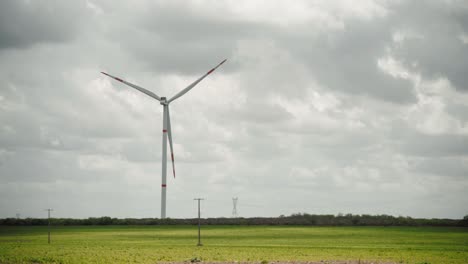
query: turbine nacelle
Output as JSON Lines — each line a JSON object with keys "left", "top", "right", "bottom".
{"left": 160, "top": 97, "right": 168, "bottom": 105}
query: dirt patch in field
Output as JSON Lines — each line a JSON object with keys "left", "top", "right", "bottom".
{"left": 159, "top": 260, "right": 397, "bottom": 264}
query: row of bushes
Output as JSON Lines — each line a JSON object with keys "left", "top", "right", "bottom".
{"left": 2, "top": 213, "right": 467, "bottom": 226}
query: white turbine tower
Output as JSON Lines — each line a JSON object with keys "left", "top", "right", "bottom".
{"left": 101, "top": 59, "right": 227, "bottom": 218}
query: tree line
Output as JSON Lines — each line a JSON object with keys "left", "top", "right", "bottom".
{"left": 2, "top": 213, "right": 468, "bottom": 226}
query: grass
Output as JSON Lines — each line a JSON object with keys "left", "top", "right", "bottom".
{"left": 0, "top": 225, "right": 467, "bottom": 263}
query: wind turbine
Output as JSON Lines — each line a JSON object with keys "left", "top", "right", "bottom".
{"left": 101, "top": 59, "right": 227, "bottom": 218}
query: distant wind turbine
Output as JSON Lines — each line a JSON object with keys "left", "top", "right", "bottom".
{"left": 101, "top": 59, "right": 227, "bottom": 218}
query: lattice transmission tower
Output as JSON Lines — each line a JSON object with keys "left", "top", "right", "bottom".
{"left": 232, "top": 197, "right": 238, "bottom": 218}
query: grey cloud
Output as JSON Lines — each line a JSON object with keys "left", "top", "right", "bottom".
{"left": 0, "top": 80, "right": 139, "bottom": 153}
{"left": 120, "top": 138, "right": 158, "bottom": 163}
{"left": 230, "top": 100, "right": 293, "bottom": 124}
{"left": 277, "top": 16, "right": 415, "bottom": 103}
{"left": 0, "top": 148, "right": 97, "bottom": 184}
{"left": 110, "top": 3, "right": 265, "bottom": 75}
{"left": 410, "top": 157, "right": 468, "bottom": 178}
{"left": 390, "top": 1, "right": 468, "bottom": 91}
{"left": 103, "top": 1, "right": 416, "bottom": 103}
{"left": 446, "top": 103, "right": 468, "bottom": 123}
{"left": 398, "top": 130, "right": 468, "bottom": 157}
{"left": 1, "top": 1, "right": 468, "bottom": 219}
{"left": 0, "top": 1, "right": 89, "bottom": 50}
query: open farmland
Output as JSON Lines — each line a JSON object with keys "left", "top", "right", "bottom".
{"left": 0, "top": 225, "right": 467, "bottom": 263}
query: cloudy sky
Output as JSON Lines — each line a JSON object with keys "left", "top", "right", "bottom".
{"left": 1, "top": 0, "right": 468, "bottom": 219}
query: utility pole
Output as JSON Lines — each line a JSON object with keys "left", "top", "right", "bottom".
{"left": 232, "top": 197, "right": 238, "bottom": 218}
{"left": 194, "top": 198, "right": 204, "bottom": 246}
{"left": 45, "top": 208, "right": 53, "bottom": 244}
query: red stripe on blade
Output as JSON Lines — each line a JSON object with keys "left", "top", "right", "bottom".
{"left": 115, "top": 77, "right": 123, "bottom": 82}
{"left": 162, "top": 184, "right": 167, "bottom": 187}
{"left": 163, "top": 129, "right": 167, "bottom": 133}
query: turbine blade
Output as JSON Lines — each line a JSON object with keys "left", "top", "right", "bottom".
{"left": 167, "top": 106, "right": 176, "bottom": 178}
{"left": 168, "top": 59, "right": 227, "bottom": 103}
{"left": 101, "top": 72, "right": 161, "bottom": 101}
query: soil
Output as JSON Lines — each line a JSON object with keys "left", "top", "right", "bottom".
{"left": 164, "top": 260, "right": 397, "bottom": 264}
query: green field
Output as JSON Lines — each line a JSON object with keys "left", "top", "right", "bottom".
{"left": 0, "top": 225, "right": 467, "bottom": 263}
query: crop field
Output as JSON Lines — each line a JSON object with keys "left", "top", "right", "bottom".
{"left": 0, "top": 225, "right": 467, "bottom": 263}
